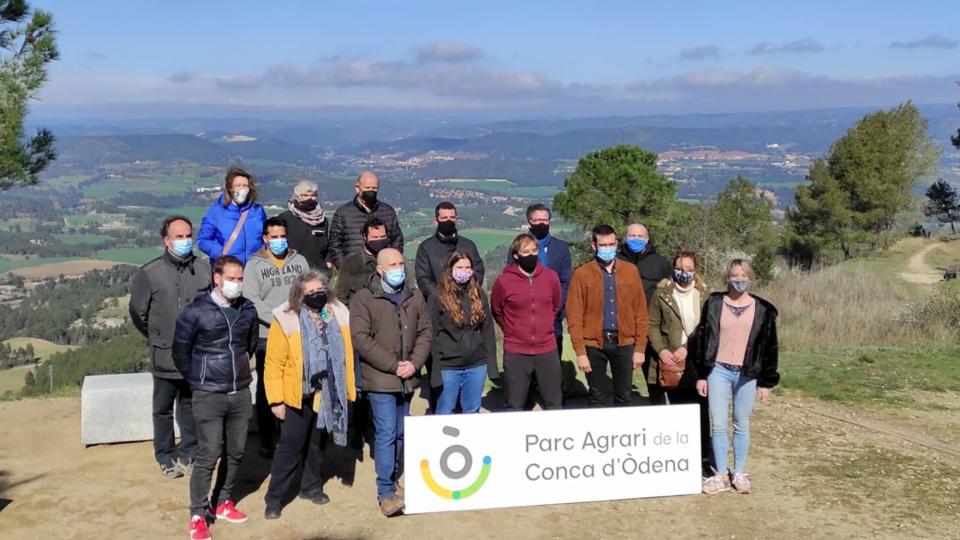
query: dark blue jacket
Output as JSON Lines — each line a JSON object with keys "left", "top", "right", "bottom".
{"left": 506, "top": 235, "right": 572, "bottom": 335}
{"left": 197, "top": 195, "right": 267, "bottom": 265}
{"left": 172, "top": 292, "right": 259, "bottom": 393}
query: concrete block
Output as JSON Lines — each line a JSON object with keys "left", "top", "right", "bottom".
{"left": 81, "top": 372, "right": 257, "bottom": 446}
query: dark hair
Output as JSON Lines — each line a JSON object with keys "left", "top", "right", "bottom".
{"left": 223, "top": 166, "right": 257, "bottom": 207}
{"left": 437, "top": 251, "right": 484, "bottom": 327}
{"left": 287, "top": 270, "right": 336, "bottom": 313}
{"left": 262, "top": 216, "right": 286, "bottom": 236}
{"left": 509, "top": 233, "right": 538, "bottom": 257}
{"left": 213, "top": 255, "right": 243, "bottom": 276}
{"left": 435, "top": 201, "right": 457, "bottom": 218}
{"left": 362, "top": 217, "right": 387, "bottom": 238}
{"left": 591, "top": 224, "right": 616, "bottom": 243}
{"left": 673, "top": 250, "right": 704, "bottom": 287}
{"left": 525, "top": 203, "right": 552, "bottom": 222}
{"left": 160, "top": 215, "right": 192, "bottom": 238}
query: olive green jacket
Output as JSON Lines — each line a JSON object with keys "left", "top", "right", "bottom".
{"left": 647, "top": 278, "right": 708, "bottom": 385}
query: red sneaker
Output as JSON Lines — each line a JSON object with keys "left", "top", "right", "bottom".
{"left": 214, "top": 500, "right": 248, "bottom": 523}
{"left": 189, "top": 515, "right": 211, "bottom": 540}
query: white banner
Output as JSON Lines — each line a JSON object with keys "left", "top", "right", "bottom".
{"left": 404, "top": 404, "right": 702, "bottom": 514}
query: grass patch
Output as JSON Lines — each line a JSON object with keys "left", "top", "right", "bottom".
{"left": 81, "top": 174, "right": 205, "bottom": 199}
{"left": 460, "top": 228, "right": 519, "bottom": 253}
{"left": 64, "top": 213, "right": 126, "bottom": 228}
{"left": 780, "top": 347, "right": 960, "bottom": 407}
{"left": 52, "top": 234, "right": 115, "bottom": 246}
{"left": 3, "top": 338, "right": 77, "bottom": 361}
{"left": 0, "top": 365, "right": 31, "bottom": 394}
{"left": 0, "top": 218, "right": 40, "bottom": 232}
{"left": 0, "top": 257, "right": 80, "bottom": 273}
{"left": 95, "top": 247, "right": 163, "bottom": 265}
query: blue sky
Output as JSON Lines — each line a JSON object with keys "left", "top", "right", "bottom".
{"left": 28, "top": 0, "right": 960, "bottom": 118}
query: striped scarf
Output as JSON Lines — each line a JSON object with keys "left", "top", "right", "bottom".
{"left": 288, "top": 199, "right": 326, "bottom": 227}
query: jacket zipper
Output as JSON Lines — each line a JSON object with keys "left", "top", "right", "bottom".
{"left": 200, "top": 354, "right": 208, "bottom": 385}
{"left": 215, "top": 303, "right": 237, "bottom": 392}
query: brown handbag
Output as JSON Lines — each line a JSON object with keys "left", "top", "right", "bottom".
{"left": 658, "top": 358, "right": 685, "bottom": 389}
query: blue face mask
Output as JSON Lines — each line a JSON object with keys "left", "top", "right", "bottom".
{"left": 171, "top": 238, "right": 193, "bottom": 257}
{"left": 626, "top": 238, "right": 647, "bottom": 253}
{"left": 596, "top": 246, "right": 617, "bottom": 263}
{"left": 268, "top": 238, "right": 288, "bottom": 256}
{"left": 384, "top": 268, "right": 406, "bottom": 288}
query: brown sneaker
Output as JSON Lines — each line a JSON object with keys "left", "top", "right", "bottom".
{"left": 395, "top": 485, "right": 404, "bottom": 499}
{"left": 731, "top": 472, "right": 752, "bottom": 494}
{"left": 379, "top": 494, "right": 405, "bottom": 517}
{"left": 702, "top": 473, "right": 732, "bottom": 495}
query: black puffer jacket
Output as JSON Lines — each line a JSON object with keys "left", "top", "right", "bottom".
{"left": 277, "top": 210, "right": 330, "bottom": 275}
{"left": 693, "top": 292, "right": 780, "bottom": 388}
{"left": 617, "top": 242, "right": 672, "bottom": 303}
{"left": 172, "top": 292, "right": 259, "bottom": 393}
{"left": 327, "top": 197, "right": 404, "bottom": 268}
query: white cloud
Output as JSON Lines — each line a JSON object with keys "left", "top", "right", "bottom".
{"left": 890, "top": 34, "right": 958, "bottom": 49}
{"left": 679, "top": 45, "right": 722, "bottom": 61}
{"left": 749, "top": 38, "right": 824, "bottom": 55}
{"left": 416, "top": 42, "right": 485, "bottom": 63}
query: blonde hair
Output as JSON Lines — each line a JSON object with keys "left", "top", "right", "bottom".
{"left": 726, "top": 258, "right": 756, "bottom": 280}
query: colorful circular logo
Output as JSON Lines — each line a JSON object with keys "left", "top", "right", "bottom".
{"left": 420, "top": 426, "right": 492, "bottom": 500}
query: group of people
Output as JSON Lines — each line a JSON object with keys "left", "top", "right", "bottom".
{"left": 128, "top": 167, "right": 780, "bottom": 540}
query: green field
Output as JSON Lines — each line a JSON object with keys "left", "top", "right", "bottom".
{"left": 0, "top": 365, "right": 30, "bottom": 394}
{"left": 122, "top": 206, "right": 209, "bottom": 227}
{"left": 429, "top": 180, "right": 559, "bottom": 199}
{"left": 53, "top": 234, "right": 116, "bottom": 246}
{"left": 3, "top": 337, "right": 77, "bottom": 361}
{"left": 42, "top": 174, "right": 93, "bottom": 187}
{"left": 460, "top": 228, "right": 519, "bottom": 253}
{"left": 81, "top": 174, "right": 207, "bottom": 199}
{"left": 64, "top": 213, "right": 126, "bottom": 228}
{"left": 0, "top": 218, "right": 40, "bottom": 232}
{"left": 0, "top": 257, "right": 80, "bottom": 273}
{"left": 96, "top": 247, "right": 163, "bottom": 264}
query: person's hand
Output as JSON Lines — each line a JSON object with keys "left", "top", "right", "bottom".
{"left": 659, "top": 349, "right": 676, "bottom": 365}
{"left": 696, "top": 380, "right": 708, "bottom": 397}
{"left": 632, "top": 351, "right": 645, "bottom": 369}
{"left": 674, "top": 346, "right": 688, "bottom": 363}
{"left": 576, "top": 355, "right": 591, "bottom": 373}
{"left": 396, "top": 361, "right": 417, "bottom": 379}
{"left": 326, "top": 261, "right": 333, "bottom": 269}
{"left": 271, "top": 404, "right": 286, "bottom": 421}
{"left": 758, "top": 387, "right": 772, "bottom": 403}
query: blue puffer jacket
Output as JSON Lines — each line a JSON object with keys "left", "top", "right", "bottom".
{"left": 197, "top": 195, "right": 267, "bottom": 265}
{"left": 172, "top": 292, "right": 259, "bottom": 393}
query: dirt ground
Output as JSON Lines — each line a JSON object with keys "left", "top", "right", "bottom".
{"left": 0, "top": 387, "right": 956, "bottom": 540}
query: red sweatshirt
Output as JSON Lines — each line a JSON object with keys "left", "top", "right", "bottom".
{"left": 491, "top": 263, "right": 562, "bottom": 355}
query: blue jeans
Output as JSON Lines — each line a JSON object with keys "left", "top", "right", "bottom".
{"left": 436, "top": 364, "right": 487, "bottom": 414}
{"left": 367, "top": 391, "right": 411, "bottom": 500}
{"left": 707, "top": 363, "right": 757, "bottom": 474}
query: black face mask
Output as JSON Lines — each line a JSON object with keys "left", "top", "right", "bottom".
{"left": 295, "top": 199, "right": 318, "bottom": 212}
{"left": 516, "top": 254, "right": 539, "bottom": 274}
{"left": 360, "top": 190, "right": 378, "bottom": 207}
{"left": 304, "top": 292, "right": 327, "bottom": 311}
{"left": 366, "top": 238, "right": 389, "bottom": 255}
{"left": 436, "top": 220, "right": 457, "bottom": 238}
{"left": 529, "top": 223, "right": 549, "bottom": 240}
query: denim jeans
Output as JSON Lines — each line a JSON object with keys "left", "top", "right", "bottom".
{"left": 367, "top": 392, "right": 411, "bottom": 500}
{"left": 707, "top": 363, "right": 757, "bottom": 474}
{"left": 436, "top": 364, "right": 487, "bottom": 414}
{"left": 189, "top": 387, "right": 252, "bottom": 518}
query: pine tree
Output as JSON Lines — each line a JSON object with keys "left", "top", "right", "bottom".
{"left": 1, "top": 0, "right": 59, "bottom": 189}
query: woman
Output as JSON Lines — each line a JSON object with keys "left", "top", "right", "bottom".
{"left": 648, "top": 251, "right": 712, "bottom": 477}
{"left": 278, "top": 180, "right": 331, "bottom": 274}
{"left": 197, "top": 166, "right": 267, "bottom": 265}
{"left": 491, "top": 233, "right": 563, "bottom": 411}
{"left": 262, "top": 271, "right": 357, "bottom": 519}
{"left": 427, "top": 251, "right": 497, "bottom": 414}
{"left": 695, "top": 259, "right": 779, "bottom": 495}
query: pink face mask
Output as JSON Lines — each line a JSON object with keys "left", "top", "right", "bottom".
{"left": 452, "top": 268, "right": 473, "bottom": 285}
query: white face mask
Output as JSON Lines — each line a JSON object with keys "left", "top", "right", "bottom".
{"left": 220, "top": 279, "right": 242, "bottom": 300}
{"left": 233, "top": 188, "right": 250, "bottom": 205}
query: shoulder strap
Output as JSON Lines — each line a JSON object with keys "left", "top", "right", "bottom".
{"left": 221, "top": 209, "right": 250, "bottom": 257}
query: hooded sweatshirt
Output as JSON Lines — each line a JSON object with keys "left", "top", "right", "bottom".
{"left": 242, "top": 247, "right": 309, "bottom": 338}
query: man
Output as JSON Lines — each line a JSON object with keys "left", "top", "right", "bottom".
{"left": 350, "top": 248, "right": 432, "bottom": 517}
{"left": 567, "top": 224, "right": 648, "bottom": 407}
{"left": 327, "top": 171, "right": 404, "bottom": 268}
{"left": 334, "top": 217, "right": 389, "bottom": 306}
{"left": 173, "top": 256, "right": 259, "bottom": 540}
{"left": 414, "top": 201, "right": 485, "bottom": 299}
{"left": 522, "top": 204, "right": 572, "bottom": 357}
{"left": 618, "top": 222, "right": 672, "bottom": 405}
{"left": 242, "top": 217, "right": 308, "bottom": 458}
{"left": 129, "top": 215, "right": 211, "bottom": 479}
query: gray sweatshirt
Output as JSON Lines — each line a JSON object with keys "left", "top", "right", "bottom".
{"left": 242, "top": 248, "right": 309, "bottom": 338}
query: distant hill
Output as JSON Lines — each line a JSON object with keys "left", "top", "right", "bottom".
{"left": 55, "top": 134, "right": 314, "bottom": 167}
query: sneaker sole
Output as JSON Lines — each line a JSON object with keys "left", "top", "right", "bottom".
{"left": 216, "top": 513, "right": 248, "bottom": 524}
{"left": 702, "top": 486, "right": 733, "bottom": 495}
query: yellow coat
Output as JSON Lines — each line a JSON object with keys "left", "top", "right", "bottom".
{"left": 264, "top": 300, "right": 357, "bottom": 412}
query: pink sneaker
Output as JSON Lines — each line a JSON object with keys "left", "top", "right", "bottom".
{"left": 702, "top": 473, "right": 732, "bottom": 495}
{"left": 189, "top": 515, "right": 211, "bottom": 540}
{"left": 731, "top": 471, "right": 752, "bottom": 494}
{"left": 214, "top": 500, "right": 248, "bottom": 523}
